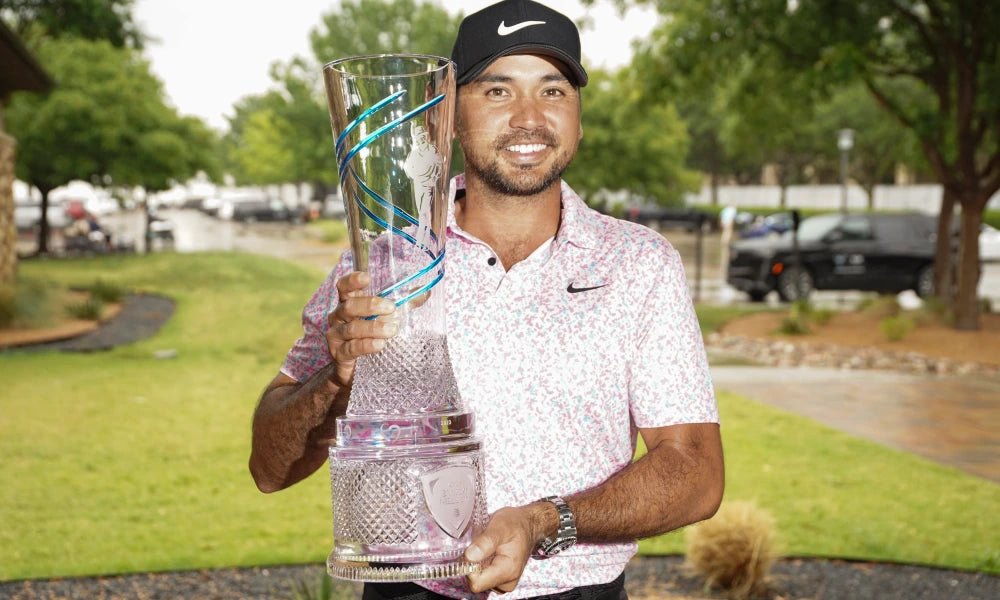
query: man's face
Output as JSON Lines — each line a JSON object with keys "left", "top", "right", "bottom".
{"left": 456, "top": 54, "right": 582, "bottom": 197}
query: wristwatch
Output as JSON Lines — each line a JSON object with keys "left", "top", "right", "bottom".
{"left": 533, "top": 496, "right": 577, "bottom": 559}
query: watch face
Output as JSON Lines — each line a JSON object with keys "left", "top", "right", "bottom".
{"left": 540, "top": 536, "right": 576, "bottom": 557}
{"left": 550, "top": 537, "right": 576, "bottom": 554}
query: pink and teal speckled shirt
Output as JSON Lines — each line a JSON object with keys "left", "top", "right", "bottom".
{"left": 281, "top": 176, "right": 719, "bottom": 599}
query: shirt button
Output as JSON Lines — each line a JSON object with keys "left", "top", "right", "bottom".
{"left": 487, "top": 257, "right": 497, "bottom": 266}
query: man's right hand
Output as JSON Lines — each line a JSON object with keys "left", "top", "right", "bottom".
{"left": 326, "top": 271, "right": 399, "bottom": 388}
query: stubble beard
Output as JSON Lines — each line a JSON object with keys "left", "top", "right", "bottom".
{"left": 460, "top": 130, "right": 575, "bottom": 197}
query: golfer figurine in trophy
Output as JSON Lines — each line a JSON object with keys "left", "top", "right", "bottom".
{"left": 322, "top": 54, "right": 487, "bottom": 582}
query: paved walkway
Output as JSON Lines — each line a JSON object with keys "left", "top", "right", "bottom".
{"left": 711, "top": 365, "right": 1000, "bottom": 483}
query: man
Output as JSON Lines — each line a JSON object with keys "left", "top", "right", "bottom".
{"left": 250, "top": 1, "right": 724, "bottom": 598}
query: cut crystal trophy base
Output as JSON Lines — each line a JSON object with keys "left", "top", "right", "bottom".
{"left": 327, "top": 555, "right": 481, "bottom": 582}
{"left": 327, "top": 412, "right": 487, "bottom": 582}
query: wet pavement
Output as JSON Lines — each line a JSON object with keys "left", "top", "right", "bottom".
{"left": 711, "top": 366, "right": 1000, "bottom": 483}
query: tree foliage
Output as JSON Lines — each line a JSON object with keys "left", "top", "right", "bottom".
{"left": 567, "top": 69, "right": 698, "bottom": 206}
{"left": 223, "top": 0, "right": 461, "bottom": 191}
{"left": 0, "top": 0, "right": 145, "bottom": 48}
{"left": 6, "top": 36, "right": 220, "bottom": 252}
{"left": 608, "top": 0, "right": 998, "bottom": 329}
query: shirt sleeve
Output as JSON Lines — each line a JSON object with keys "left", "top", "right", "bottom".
{"left": 627, "top": 242, "right": 719, "bottom": 428}
{"left": 280, "top": 252, "right": 354, "bottom": 382}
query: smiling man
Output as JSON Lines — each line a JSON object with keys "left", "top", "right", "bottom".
{"left": 249, "top": 1, "right": 723, "bottom": 599}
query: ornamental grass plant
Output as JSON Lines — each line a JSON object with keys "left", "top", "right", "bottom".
{"left": 685, "top": 501, "right": 778, "bottom": 600}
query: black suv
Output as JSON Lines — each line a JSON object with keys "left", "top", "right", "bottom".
{"left": 726, "top": 212, "right": 937, "bottom": 302}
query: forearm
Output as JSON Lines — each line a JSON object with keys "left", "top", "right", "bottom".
{"left": 568, "top": 424, "right": 724, "bottom": 542}
{"left": 249, "top": 364, "right": 349, "bottom": 493}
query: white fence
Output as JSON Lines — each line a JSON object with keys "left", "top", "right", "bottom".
{"left": 687, "top": 184, "right": 1000, "bottom": 213}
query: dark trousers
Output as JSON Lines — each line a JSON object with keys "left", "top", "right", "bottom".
{"left": 362, "top": 572, "right": 627, "bottom": 600}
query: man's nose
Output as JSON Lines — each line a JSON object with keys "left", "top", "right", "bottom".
{"left": 508, "top": 97, "right": 546, "bottom": 131}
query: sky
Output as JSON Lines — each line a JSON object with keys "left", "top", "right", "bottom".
{"left": 132, "top": 0, "right": 659, "bottom": 131}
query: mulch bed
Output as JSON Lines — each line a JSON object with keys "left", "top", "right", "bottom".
{"left": 0, "top": 557, "right": 997, "bottom": 600}
{"left": 9, "top": 293, "right": 175, "bottom": 352}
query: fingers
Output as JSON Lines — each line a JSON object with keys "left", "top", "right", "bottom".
{"left": 335, "top": 271, "right": 370, "bottom": 302}
{"left": 329, "top": 295, "right": 397, "bottom": 326}
{"left": 464, "top": 510, "right": 533, "bottom": 594}
{"left": 325, "top": 271, "right": 399, "bottom": 387}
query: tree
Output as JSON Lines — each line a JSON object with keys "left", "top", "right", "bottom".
{"left": 567, "top": 68, "right": 698, "bottom": 207}
{"left": 808, "top": 81, "right": 931, "bottom": 200}
{"left": 0, "top": 0, "right": 144, "bottom": 48}
{"left": 224, "top": 0, "right": 462, "bottom": 194}
{"left": 630, "top": 36, "right": 760, "bottom": 201}
{"left": 606, "top": 0, "right": 1000, "bottom": 329}
{"left": 5, "top": 36, "right": 218, "bottom": 253}
{"left": 222, "top": 59, "right": 331, "bottom": 192}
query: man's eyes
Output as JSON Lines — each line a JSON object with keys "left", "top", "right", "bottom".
{"left": 483, "top": 87, "right": 570, "bottom": 98}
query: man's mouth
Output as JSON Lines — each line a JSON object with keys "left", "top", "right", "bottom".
{"left": 505, "top": 143, "right": 548, "bottom": 154}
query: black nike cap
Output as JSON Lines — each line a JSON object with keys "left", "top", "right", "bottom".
{"left": 451, "top": 0, "right": 588, "bottom": 87}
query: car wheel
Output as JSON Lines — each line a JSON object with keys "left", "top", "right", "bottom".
{"left": 747, "top": 290, "right": 767, "bottom": 303}
{"left": 915, "top": 264, "right": 935, "bottom": 298}
{"left": 776, "top": 266, "right": 814, "bottom": 302}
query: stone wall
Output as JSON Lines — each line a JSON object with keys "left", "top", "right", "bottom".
{"left": 0, "top": 130, "right": 16, "bottom": 287}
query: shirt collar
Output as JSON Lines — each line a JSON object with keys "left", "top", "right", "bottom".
{"left": 447, "top": 174, "right": 604, "bottom": 250}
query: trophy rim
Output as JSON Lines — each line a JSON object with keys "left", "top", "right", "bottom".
{"left": 327, "top": 555, "right": 481, "bottom": 582}
{"left": 323, "top": 53, "right": 455, "bottom": 78}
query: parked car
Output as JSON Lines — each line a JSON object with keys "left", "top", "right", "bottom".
{"left": 200, "top": 196, "right": 224, "bottom": 216}
{"left": 738, "top": 212, "right": 795, "bottom": 239}
{"left": 14, "top": 199, "right": 71, "bottom": 232}
{"left": 625, "top": 203, "right": 718, "bottom": 232}
{"left": 727, "top": 212, "right": 938, "bottom": 302}
{"left": 219, "top": 196, "right": 295, "bottom": 222}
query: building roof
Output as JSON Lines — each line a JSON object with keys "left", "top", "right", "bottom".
{"left": 0, "top": 18, "right": 53, "bottom": 95}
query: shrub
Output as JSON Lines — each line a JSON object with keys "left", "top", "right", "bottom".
{"left": 880, "top": 315, "right": 915, "bottom": 341}
{"left": 66, "top": 297, "right": 104, "bottom": 321}
{"left": 789, "top": 299, "right": 833, "bottom": 325}
{"left": 686, "top": 501, "right": 779, "bottom": 600}
{"left": 775, "top": 299, "right": 822, "bottom": 335}
{"left": 859, "top": 295, "right": 901, "bottom": 319}
{"left": 86, "top": 279, "right": 125, "bottom": 303}
{"left": 777, "top": 315, "right": 809, "bottom": 335}
{"left": 0, "top": 278, "right": 55, "bottom": 328}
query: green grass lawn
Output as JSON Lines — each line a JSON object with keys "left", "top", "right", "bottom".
{"left": 1, "top": 252, "right": 997, "bottom": 581}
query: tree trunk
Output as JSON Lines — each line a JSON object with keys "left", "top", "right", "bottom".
{"left": 0, "top": 132, "right": 17, "bottom": 287}
{"left": 710, "top": 170, "right": 719, "bottom": 206}
{"left": 37, "top": 187, "right": 51, "bottom": 255}
{"left": 953, "top": 198, "right": 985, "bottom": 330}
{"left": 932, "top": 190, "right": 956, "bottom": 301}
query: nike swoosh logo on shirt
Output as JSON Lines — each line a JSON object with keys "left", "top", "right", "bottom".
{"left": 567, "top": 283, "right": 608, "bottom": 294}
{"left": 497, "top": 20, "right": 546, "bottom": 36}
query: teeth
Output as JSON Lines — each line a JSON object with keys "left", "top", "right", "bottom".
{"left": 506, "top": 144, "right": 546, "bottom": 154}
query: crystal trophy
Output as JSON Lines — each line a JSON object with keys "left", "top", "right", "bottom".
{"left": 322, "top": 54, "right": 487, "bottom": 582}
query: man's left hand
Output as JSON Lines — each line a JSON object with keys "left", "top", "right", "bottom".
{"left": 465, "top": 504, "right": 552, "bottom": 594}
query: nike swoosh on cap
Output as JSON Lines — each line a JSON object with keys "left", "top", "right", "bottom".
{"left": 497, "top": 20, "right": 546, "bottom": 36}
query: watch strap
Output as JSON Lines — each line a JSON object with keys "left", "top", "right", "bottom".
{"left": 534, "top": 495, "right": 577, "bottom": 558}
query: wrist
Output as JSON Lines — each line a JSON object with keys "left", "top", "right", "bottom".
{"left": 527, "top": 500, "right": 559, "bottom": 545}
